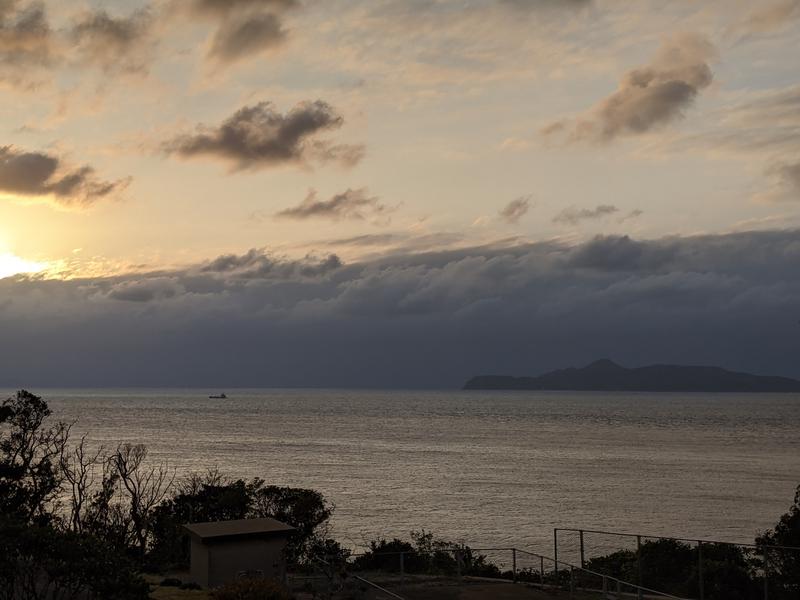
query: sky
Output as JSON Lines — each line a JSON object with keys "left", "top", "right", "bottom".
{"left": 1, "top": 0, "right": 799, "bottom": 387}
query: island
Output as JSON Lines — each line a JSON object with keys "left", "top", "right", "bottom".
{"left": 463, "top": 359, "right": 800, "bottom": 392}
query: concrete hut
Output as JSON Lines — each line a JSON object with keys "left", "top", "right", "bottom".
{"left": 184, "top": 517, "right": 295, "bottom": 589}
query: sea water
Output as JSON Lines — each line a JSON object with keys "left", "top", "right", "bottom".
{"left": 22, "top": 388, "right": 800, "bottom": 561}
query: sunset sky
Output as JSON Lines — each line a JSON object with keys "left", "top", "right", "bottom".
{"left": 1, "top": 0, "right": 799, "bottom": 387}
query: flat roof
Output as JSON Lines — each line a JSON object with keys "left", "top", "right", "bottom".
{"left": 184, "top": 518, "right": 295, "bottom": 541}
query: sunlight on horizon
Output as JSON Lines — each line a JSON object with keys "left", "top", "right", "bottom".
{"left": 0, "top": 252, "right": 47, "bottom": 279}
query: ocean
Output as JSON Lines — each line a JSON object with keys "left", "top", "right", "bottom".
{"left": 21, "top": 388, "right": 800, "bottom": 562}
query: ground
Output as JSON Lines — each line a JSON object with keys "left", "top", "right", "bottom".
{"left": 146, "top": 574, "right": 597, "bottom": 599}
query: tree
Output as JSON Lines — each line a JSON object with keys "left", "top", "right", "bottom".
{"left": 756, "top": 484, "right": 800, "bottom": 596}
{"left": 149, "top": 475, "right": 335, "bottom": 568}
{"left": 0, "top": 516, "right": 149, "bottom": 600}
{"left": 112, "top": 443, "right": 175, "bottom": 558}
{"left": 0, "top": 390, "right": 68, "bottom": 524}
{"left": 250, "top": 484, "right": 334, "bottom": 563}
{"left": 59, "top": 434, "right": 104, "bottom": 534}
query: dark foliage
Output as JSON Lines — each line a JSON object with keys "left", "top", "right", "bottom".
{"left": 757, "top": 485, "right": 800, "bottom": 597}
{"left": 585, "top": 538, "right": 765, "bottom": 599}
{"left": 0, "top": 391, "right": 150, "bottom": 600}
{"left": 0, "top": 391, "right": 67, "bottom": 525}
{"left": 149, "top": 475, "right": 333, "bottom": 568}
{"left": 351, "top": 531, "right": 500, "bottom": 578}
{"left": 0, "top": 517, "right": 149, "bottom": 600}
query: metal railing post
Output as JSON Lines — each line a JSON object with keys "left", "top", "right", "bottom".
{"left": 540, "top": 555, "right": 544, "bottom": 587}
{"left": 580, "top": 529, "right": 586, "bottom": 568}
{"left": 512, "top": 547, "right": 517, "bottom": 583}
{"left": 602, "top": 575, "right": 608, "bottom": 595}
{"left": 569, "top": 566, "right": 575, "bottom": 599}
{"left": 637, "top": 535, "right": 643, "bottom": 600}
{"left": 697, "top": 541, "right": 704, "bottom": 600}
{"left": 400, "top": 551, "right": 405, "bottom": 586}
{"left": 553, "top": 529, "right": 559, "bottom": 579}
{"left": 616, "top": 578, "right": 621, "bottom": 599}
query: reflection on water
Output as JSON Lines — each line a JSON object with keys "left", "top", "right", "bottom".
{"left": 26, "top": 388, "right": 800, "bottom": 553}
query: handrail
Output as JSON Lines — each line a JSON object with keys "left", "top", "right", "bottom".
{"left": 511, "top": 547, "right": 691, "bottom": 600}
{"left": 555, "top": 527, "right": 800, "bottom": 552}
{"left": 312, "top": 556, "right": 407, "bottom": 600}
{"left": 343, "top": 546, "right": 691, "bottom": 599}
{"left": 351, "top": 575, "right": 406, "bottom": 599}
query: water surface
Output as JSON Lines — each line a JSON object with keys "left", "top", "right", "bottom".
{"left": 22, "top": 388, "right": 800, "bottom": 560}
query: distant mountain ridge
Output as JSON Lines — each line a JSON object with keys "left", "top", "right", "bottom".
{"left": 463, "top": 359, "right": 800, "bottom": 392}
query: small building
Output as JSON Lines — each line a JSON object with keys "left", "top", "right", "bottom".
{"left": 184, "top": 517, "right": 295, "bottom": 589}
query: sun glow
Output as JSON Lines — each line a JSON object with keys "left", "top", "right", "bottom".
{"left": 0, "top": 252, "right": 47, "bottom": 279}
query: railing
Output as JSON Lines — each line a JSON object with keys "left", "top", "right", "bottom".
{"left": 554, "top": 527, "right": 800, "bottom": 600}
{"left": 290, "top": 555, "right": 408, "bottom": 599}
{"left": 340, "top": 546, "right": 692, "bottom": 599}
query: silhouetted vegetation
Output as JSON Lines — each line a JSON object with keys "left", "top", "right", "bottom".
{"left": 0, "top": 391, "right": 150, "bottom": 599}
{"left": 757, "top": 485, "right": 800, "bottom": 597}
{"left": 352, "top": 530, "right": 500, "bottom": 578}
{"left": 150, "top": 471, "right": 334, "bottom": 569}
{"left": 1, "top": 390, "right": 339, "bottom": 598}
{"left": 3, "top": 389, "right": 800, "bottom": 599}
{"left": 584, "top": 539, "right": 758, "bottom": 599}
{"left": 579, "top": 490, "right": 800, "bottom": 600}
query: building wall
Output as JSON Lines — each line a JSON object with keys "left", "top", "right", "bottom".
{"left": 189, "top": 537, "right": 210, "bottom": 588}
{"left": 206, "top": 537, "right": 288, "bottom": 589}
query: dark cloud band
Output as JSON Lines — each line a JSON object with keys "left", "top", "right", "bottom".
{"left": 2, "top": 229, "right": 800, "bottom": 387}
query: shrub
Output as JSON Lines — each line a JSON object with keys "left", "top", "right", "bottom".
{"left": 0, "top": 517, "right": 150, "bottom": 600}
{"left": 350, "top": 531, "right": 498, "bottom": 578}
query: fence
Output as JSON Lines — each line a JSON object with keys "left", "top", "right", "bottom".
{"left": 294, "top": 530, "right": 800, "bottom": 599}
{"left": 324, "top": 546, "right": 694, "bottom": 599}
{"left": 290, "top": 556, "right": 406, "bottom": 599}
{"left": 554, "top": 528, "right": 800, "bottom": 600}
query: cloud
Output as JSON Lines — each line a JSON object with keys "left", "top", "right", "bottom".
{"left": 543, "top": 33, "right": 715, "bottom": 143}
{"left": 618, "top": 209, "right": 644, "bottom": 223}
{"left": 0, "top": 2, "right": 54, "bottom": 87}
{"left": 207, "top": 12, "right": 287, "bottom": 64}
{"left": 0, "top": 146, "right": 129, "bottom": 208}
{"left": 70, "top": 8, "right": 155, "bottom": 74}
{"left": 183, "top": 0, "right": 297, "bottom": 65}
{"left": 276, "top": 188, "right": 393, "bottom": 223}
{"left": 499, "top": 0, "right": 591, "bottom": 10}
{"left": 656, "top": 84, "right": 800, "bottom": 202}
{"left": 2, "top": 230, "right": 800, "bottom": 387}
{"left": 668, "top": 84, "right": 800, "bottom": 158}
{"left": 108, "top": 277, "right": 184, "bottom": 303}
{"left": 200, "top": 249, "right": 343, "bottom": 279}
{"left": 0, "top": 2, "right": 51, "bottom": 64}
{"left": 759, "top": 160, "right": 800, "bottom": 202}
{"left": 187, "top": 0, "right": 298, "bottom": 18}
{"left": 499, "top": 196, "right": 531, "bottom": 224}
{"left": 734, "top": 0, "right": 800, "bottom": 35}
{"left": 163, "top": 101, "right": 364, "bottom": 171}
{"left": 553, "top": 204, "right": 619, "bottom": 225}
